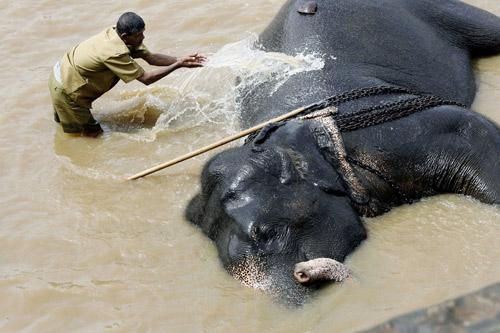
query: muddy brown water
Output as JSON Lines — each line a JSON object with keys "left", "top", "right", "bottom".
{"left": 0, "top": 1, "right": 499, "bottom": 332}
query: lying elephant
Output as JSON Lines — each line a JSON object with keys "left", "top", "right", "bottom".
{"left": 186, "top": 0, "right": 500, "bottom": 303}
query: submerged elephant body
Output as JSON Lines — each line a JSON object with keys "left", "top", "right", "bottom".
{"left": 186, "top": 0, "right": 500, "bottom": 303}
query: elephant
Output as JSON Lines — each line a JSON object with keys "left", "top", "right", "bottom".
{"left": 186, "top": 0, "right": 500, "bottom": 304}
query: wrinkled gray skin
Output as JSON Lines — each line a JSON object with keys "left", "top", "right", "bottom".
{"left": 186, "top": 0, "right": 500, "bottom": 304}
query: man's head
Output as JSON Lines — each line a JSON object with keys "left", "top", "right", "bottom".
{"left": 117, "top": 12, "right": 145, "bottom": 47}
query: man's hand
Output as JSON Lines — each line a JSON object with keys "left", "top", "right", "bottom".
{"left": 176, "top": 53, "right": 206, "bottom": 68}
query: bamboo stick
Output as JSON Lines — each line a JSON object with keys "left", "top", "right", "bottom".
{"left": 127, "top": 103, "right": 324, "bottom": 180}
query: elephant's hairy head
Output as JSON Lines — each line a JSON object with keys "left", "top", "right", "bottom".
{"left": 185, "top": 121, "right": 367, "bottom": 303}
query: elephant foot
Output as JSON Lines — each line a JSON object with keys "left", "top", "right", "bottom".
{"left": 294, "top": 258, "right": 351, "bottom": 284}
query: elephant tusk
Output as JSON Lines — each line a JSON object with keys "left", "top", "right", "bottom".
{"left": 294, "top": 258, "right": 351, "bottom": 284}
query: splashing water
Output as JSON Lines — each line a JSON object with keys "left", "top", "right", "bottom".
{"left": 96, "top": 35, "right": 325, "bottom": 142}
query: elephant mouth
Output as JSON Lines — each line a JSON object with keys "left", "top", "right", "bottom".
{"left": 293, "top": 258, "right": 351, "bottom": 284}
{"left": 228, "top": 256, "right": 272, "bottom": 290}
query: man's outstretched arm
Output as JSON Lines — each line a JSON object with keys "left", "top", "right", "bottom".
{"left": 136, "top": 54, "right": 205, "bottom": 85}
{"left": 142, "top": 53, "right": 206, "bottom": 66}
{"left": 142, "top": 53, "right": 177, "bottom": 66}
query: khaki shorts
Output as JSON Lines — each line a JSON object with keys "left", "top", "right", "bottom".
{"left": 48, "top": 72, "right": 101, "bottom": 134}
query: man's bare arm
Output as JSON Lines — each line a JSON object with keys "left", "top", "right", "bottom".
{"left": 142, "top": 53, "right": 177, "bottom": 66}
{"left": 137, "top": 63, "right": 180, "bottom": 85}
{"left": 136, "top": 55, "right": 205, "bottom": 86}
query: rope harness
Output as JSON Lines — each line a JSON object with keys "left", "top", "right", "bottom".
{"left": 247, "top": 85, "right": 465, "bottom": 211}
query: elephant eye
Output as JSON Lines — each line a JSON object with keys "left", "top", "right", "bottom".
{"left": 222, "top": 190, "right": 237, "bottom": 203}
{"left": 251, "top": 225, "right": 263, "bottom": 239}
{"left": 252, "top": 224, "right": 278, "bottom": 243}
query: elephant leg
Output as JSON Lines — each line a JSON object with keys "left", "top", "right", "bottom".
{"left": 420, "top": 0, "right": 500, "bottom": 56}
{"left": 421, "top": 106, "right": 500, "bottom": 204}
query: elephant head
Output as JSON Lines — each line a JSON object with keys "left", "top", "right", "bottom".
{"left": 186, "top": 120, "right": 366, "bottom": 304}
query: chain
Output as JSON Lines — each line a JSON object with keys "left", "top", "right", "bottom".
{"left": 334, "top": 95, "right": 465, "bottom": 132}
{"left": 242, "top": 85, "right": 465, "bottom": 211}
{"left": 245, "top": 85, "right": 418, "bottom": 144}
{"left": 303, "top": 85, "right": 413, "bottom": 114}
{"left": 245, "top": 86, "right": 464, "bottom": 144}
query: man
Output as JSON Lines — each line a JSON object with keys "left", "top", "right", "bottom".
{"left": 49, "top": 12, "right": 206, "bottom": 137}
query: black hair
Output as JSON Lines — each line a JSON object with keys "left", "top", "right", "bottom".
{"left": 116, "top": 12, "right": 145, "bottom": 36}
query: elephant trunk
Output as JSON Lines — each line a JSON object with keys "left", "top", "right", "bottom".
{"left": 294, "top": 258, "right": 351, "bottom": 284}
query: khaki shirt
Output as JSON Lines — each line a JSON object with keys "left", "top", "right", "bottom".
{"left": 60, "top": 26, "right": 150, "bottom": 108}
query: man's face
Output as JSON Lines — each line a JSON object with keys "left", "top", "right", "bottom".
{"left": 122, "top": 29, "right": 145, "bottom": 47}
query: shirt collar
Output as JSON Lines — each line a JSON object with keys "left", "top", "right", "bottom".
{"left": 107, "top": 26, "right": 131, "bottom": 55}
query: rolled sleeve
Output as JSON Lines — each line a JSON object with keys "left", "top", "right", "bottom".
{"left": 104, "top": 54, "right": 145, "bottom": 83}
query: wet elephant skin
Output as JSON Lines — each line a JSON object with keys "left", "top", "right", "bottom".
{"left": 186, "top": 0, "right": 500, "bottom": 304}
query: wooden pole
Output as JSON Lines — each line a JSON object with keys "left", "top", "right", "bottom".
{"left": 126, "top": 103, "right": 322, "bottom": 180}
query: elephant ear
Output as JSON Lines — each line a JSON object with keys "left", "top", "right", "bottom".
{"left": 251, "top": 122, "right": 285, "bottom": 147}
{"left": 248, "top": 147, "right": 301, "bottom": 185}
{"left": 285, "top": 146, "right": 348, "bottom": 196}
{"left": 307, "top": 167, "right": 348, "bottom": 196}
